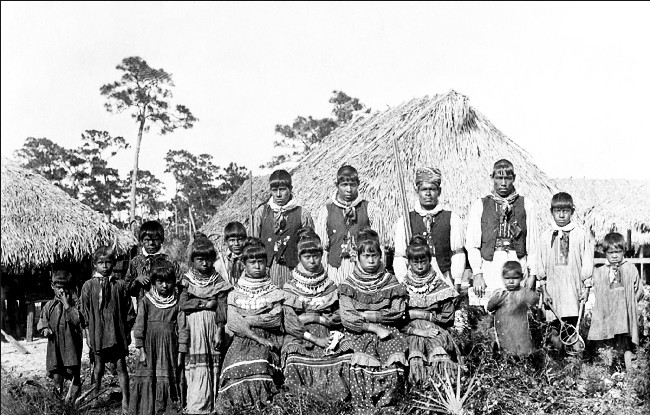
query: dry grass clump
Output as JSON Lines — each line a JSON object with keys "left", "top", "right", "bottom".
{"left": 1, "top": 367, "right": 79, "bottom": 415}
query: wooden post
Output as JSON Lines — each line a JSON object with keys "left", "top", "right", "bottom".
{"left": 640, "top": 248, "right": 646, "bottom": 285}
{"left": 26, "top": 302, "right": 35, "bottom": 342}
{"left": 627, "top": 229, "right": 632, "bottom": 253}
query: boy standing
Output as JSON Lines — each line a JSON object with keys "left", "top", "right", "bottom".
{"left": 252, "top": 169, "right": 313, "bottom": 288}
{"left": 537, "top": 192, "right": 594, "bottom": 352}
{"left": 125, "top": 220, "right": 180, "bottom": 303}
{"left": 81, "top": 246, "right": 132, "bottom": 413}
{"left": 314, "top": 165, "right": 385, "bottom": 285}
{"left": 215, "top": 221, "right": 247, "bottom": 286}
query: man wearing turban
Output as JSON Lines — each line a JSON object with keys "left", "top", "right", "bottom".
{"left": 392, "top": 167, "right": 466, "bottom": 289}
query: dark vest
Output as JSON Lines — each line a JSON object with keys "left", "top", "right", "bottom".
{"left": 409, "top": 209, "right": 452, "bottom": 274}
{"left": 326, "top": 200, "right": 370, "bottom": 268}
{"left": 259, "top": 205, "right": 302, "bottom": 268}
{"left": 480, "top": 196, "right": 527, "bottom": 261}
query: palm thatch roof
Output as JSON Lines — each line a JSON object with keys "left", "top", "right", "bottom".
{"left": 554, "top": 178, "right": 650, "bottom": 246}
{"left": 1, "top": 160, "right": 137, "bottom": 272}
{"left": 202, "top": 90, "right": 559, "bottom": 245}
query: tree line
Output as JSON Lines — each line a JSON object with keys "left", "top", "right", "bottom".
{"left": 14, "top": 56, "right": 369, "bottom": 236}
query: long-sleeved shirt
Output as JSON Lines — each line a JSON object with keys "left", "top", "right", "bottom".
{"left": 393, "top": 203, "right": 466, "bottom": 284}
{"left": 125, "top": 249, "right": 181, "bottom": 302}
{"left": 133, "top": 295, "right": 189, "bottom": 353}
{"left": 465, "top": 196, "right": 540, "bottom": 277}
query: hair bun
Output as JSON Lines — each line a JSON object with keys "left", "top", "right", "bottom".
{"left": 296, "top": 226, "right": 318, "bottom": 242}
{"left": 357, "top": 227, "right": 379, "bottom": 243}
{"left": 409, "top": 235, "right": 428, "bottom": 246}
{"left": 193, "top": 231, "right": 208, "bottom": 239}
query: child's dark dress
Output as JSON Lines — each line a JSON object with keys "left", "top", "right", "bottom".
{"left": 37, "top": 296, "right": 84, "bottom": 379}
{"left": 129, "top": 293, "right": 188, "bottom": 415}
{"left": 487, "top": 287, "right": 539, "bottom": 356}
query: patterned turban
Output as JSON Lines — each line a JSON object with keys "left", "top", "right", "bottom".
{"left": 415, "top": 167, "right": 442, "bottom": 187}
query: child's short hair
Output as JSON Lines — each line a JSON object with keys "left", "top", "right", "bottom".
{"left": 357, "top": 227, "right": 382, "bottom": 255}
{"left": 139, "top": 220, "right": 165, "bottom": 242}
{"left": 502, "top": 261, "right": 523, "bottom": 278}
{"left": 336, "top": 165, "right": 360, "bottom": 185}
{"left": 550, "top": 192, "right": 575, "bottom": 212}
{"left": 93, "top": 245, "right": 116, "bottom": 263}
{"left": 269, "top": 169, "right": 292, "bottom": 189}
{"left": 189, "top": 233, "right": 217, "bottom": 261}
{"left": 241, "top": 237, "right": 267, "bottom": 262}
{"left": 491, "top": 159, "right": 515, "bottom": 178}
{"left": 224, "top": 221, "right": 247, "bottom": 239}
{"left": 150, "top": 258, "right": 176, "bottom": 284}
{"left": 296, "top": 227, "right": 323, "bottom": 256}
{"left": 406, "top": 235, "right": 432, "bottom": 261}
{"left": 51, "top": 270, "right": 73, "bottom": 287}
{"left": 602, "top": 232, "right": 626, "bottom": 253}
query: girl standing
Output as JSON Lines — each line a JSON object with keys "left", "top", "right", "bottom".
{"left": 130, "top": 259, "right": 188, "bottom": 415}
{"left": 588, "top": 232, "right": 644, "bottom": 371}
{"left": 180, "top": 236, "right": 233, "bottom": 414}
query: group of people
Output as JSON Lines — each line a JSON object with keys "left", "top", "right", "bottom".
{"left": 37, "top": 160, "right": 645, "bottom": 414}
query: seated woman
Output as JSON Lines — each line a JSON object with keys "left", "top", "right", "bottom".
{"left": 217, "top": 238, "right": 330, "bottom": 410}
{"left": 282, "top": 227, "right": 352, "bottom": 400}
{"left": 339, "top": 228, "right": 408, "bottom": 407}
{"left": 401, "top": 236, "right": 458, "bottom": 384}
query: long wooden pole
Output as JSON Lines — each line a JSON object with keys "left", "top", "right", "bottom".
{"left": 249, "top": 171, "right": 254, "bottom": 232}
{"left": 392, "top": 137, "right": 412, "bottom": 245}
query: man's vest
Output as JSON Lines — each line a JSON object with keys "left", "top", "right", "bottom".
{"left": 409, "top": 209, "right": 452, "bottom": 274}
{"left": 480, "top": 196, "right": 527, "bottom": 261}
{"left": 259, "top": 205, "right": 303, "bottom": 268}
{"left": 325, "top": 200, "right": 370, "bottom": 268}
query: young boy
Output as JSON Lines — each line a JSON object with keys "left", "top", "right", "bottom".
{"left": 487, "top": 261, "right": 539, "bottom": 356}
{"left": 537, "top": 192, "right": 594, "bottom": 353}
{"left": 81, "top": 246, "right": 132, "bottom": 413}
{"left": 314, "top": 165, "right": 385, "bottom": 285}
{"left": 215, "top": 221, "right": 247, "bottom": 286}
{"left": 38, "top": 270, "right": 83, "bottom": 404}
{"left": 252, "top": 169, "right": 314, "bottom": 288}
{"left": 125, "top": 220, "right": 180, "bottom": 303}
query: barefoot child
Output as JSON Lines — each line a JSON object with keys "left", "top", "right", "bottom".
{"left": 38, "top": 270, "right": 84, "bottom": 403}
{"left": 401, "top": 236, "right": 458, "bottom": 384}
{"left": 487, "top": 261, "right": 539, "bottom": 356}
{"left": 215, "top": 221, "right": 247, "bottom": 286}
{"left": 218, "top": 238, "right": 327, "bottom": 409}
{"left": 130, "top": 259, "right": 188, "bottom": 415}
{"left": 252, "top": 169, "right": 314, "bottom": 288}
{"left": 81, "top": 246, "right": 132, "bottom": 413}
{"left": 537, "top": 192, "right": 594, "bottom": 353}
{"left": 588, "top": 232, "right": 644, "bottom": 371}
{"left": 179, "top": 235, "right": 233, "bottom": 414}
{"left": 339, "top": 228, "right": 408, "bottom": 407}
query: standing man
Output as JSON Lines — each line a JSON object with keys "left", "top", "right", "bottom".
{"left": 393, "top": 167, "right": 465, "bottom": 290}
{"left": 465, "top": 159, "right": 540, "bottom": 307}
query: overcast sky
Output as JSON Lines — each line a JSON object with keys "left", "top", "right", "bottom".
{"left": 2, "top": 2, "right": 649, "bottom": 199}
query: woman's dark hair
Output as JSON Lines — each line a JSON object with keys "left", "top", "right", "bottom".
{"left": 139, "top": 220, "right": 165, "bottom": 242}
{"left": 224, "top": 221, "right": 247, "bottom": 239}
{"left": 550, "top": 192, "right": 575, "bottom": 212}
{"left": 150, "top": 258, "right": 176, "bottom": 284}
{"left": 602, "top": 232, "right": 626, "bottom": 253}
{"left": 296, "top": 227, "right": 323, "bottom": 256}
{"left": 406, "top": 235, "right": 432, "bottom": 261}
{"left": 189, "top": 234, "right": 217, "bottom": 261}
{"left": 241, "top": 237, "right": 267, "bottom": 262}
{"left": 356, "top": 227, "right": 381, "bottom": 255}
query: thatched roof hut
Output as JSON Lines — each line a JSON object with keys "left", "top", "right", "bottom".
{"left": 554, "top": 178, "right": 650, "bottom": 246}
{"left": 202, "top": 90, "right": 558, "bottom": 245}
{"left": 1, "top": 160, "right": 137, "bottom": 272}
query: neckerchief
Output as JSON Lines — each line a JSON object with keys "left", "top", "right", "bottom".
{"left": 185, "top": 268, "right": 221, "bottom": 288}
{"left": 292, "top": 263, "right": 330, "bottom": 295}
{"left": 93, "top": 272, "right": 114, "bottom": 310}
{"left": 347, "top": 263, "right": 392, "bottom": 294}
{"left": 268, "top": 197, "right": 299, "bottom": 234}
{"left": 145, "top": 287, "right": 177, "bottom": 309}
{"left": 415, "top": 203, "right": 444, "bottom": 233}
{"left": 404, "top": 267, "right": 437, "bottom": 294}
{"left": 606, "top": 259, "right": 625, "bottom": 287}
{"left": 237, "top": 272, "right": 276, "bottom": 298}
{"left": 332, "top": 192, "right": 364, "bottom": 227}
{"left": 228, "top": 252, "right": 244, "bottom": 285}
{"left": 551, "top": 222, "right": 576, "bottom": 262}
{"left": 489, "top": 189, "right": 519, "bottom": 219}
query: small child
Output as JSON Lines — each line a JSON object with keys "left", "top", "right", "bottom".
{"left": 38, "top": 270, "right": 84, "bottom": 403}
{"left": 179, "top": 235, "right": 233, "bottom": 414}
{"left": 487, "top": 261, "right": 539, "bottom": 356}
{"left": 537, "top": 192, "right": 594, "bottom": 353}
{"left": 215, "top": 221, "right": 247, "bottom": 286}
{"left": 81, "top": 246, "right": 132, "bottom": 413}
{"left": 339, "top": 228, "right": 408, "bottom": 407}
{"left": 126, "top": 220, "right": 181, "bottom": 303}
{"left": 252, "top": 169, "right": 314, "bottom": 288}
{"left": 588, "top": 232, "right": 644, "bottom": 371}
{"left": 130, "top": 259, "right": 188, "bottom": 415}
